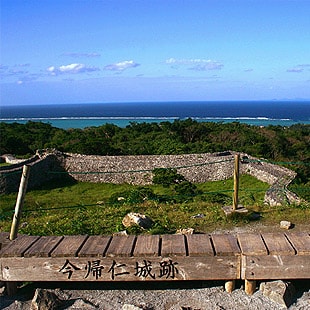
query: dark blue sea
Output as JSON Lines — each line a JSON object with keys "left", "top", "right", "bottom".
{"left": 0, "top": 101, "right": 309, "bottom": 129}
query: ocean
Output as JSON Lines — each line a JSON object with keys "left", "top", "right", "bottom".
{"left": 0, "top": 101, "right": 309, "bottom": 129}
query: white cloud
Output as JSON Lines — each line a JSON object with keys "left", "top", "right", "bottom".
{"left": 47, "top": 63, "right": 100, "bottom": 75}
{"left": 244, "top": 68, "right": 254, "bottom": 72}
{"left": 165, "top": 58, "right": 223, "bottom": 70}
{"left": 104, "top": 60, "right": 140, "bottom": 72}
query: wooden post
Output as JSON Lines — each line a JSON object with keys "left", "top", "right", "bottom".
{"left": 10, "top": 165, "right": 31, "bottom": 241}
{"left": 232, "top": 154, "right": 240, "bottom": 211}
{"left": 225, "top": 280, "right": 235, "bottom": 293}
{"left": 245, "top": 279, "right": 256, "bottom": 295}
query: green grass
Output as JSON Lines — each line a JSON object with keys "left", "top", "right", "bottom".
{"left": 0, "top": 175, "right": 309, "bottom": 236}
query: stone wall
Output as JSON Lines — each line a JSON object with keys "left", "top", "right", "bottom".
{"left": 63, "top": 152, "right": 299, "bottom": 206}
{"left": 0, "top": 150, "right": 299, "bottom": 205}
{"left": 64, "top": 152, "right": 238, "bottom": 185}
{"left": 0, "top": 153, "right": 66, "bottom": 194}
{"left": 64, "top": 152, "right": 296, "bottom": 186}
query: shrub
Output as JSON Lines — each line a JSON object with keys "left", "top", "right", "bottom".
{"left": 152, "top": 168, "right": 186, "bottom": 187}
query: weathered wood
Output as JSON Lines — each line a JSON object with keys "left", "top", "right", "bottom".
{"left": 51, "top": 235, "right": 88, "bottom": 257}
{"left": 186, "top": 234, "right": 214, "bottom": 256}
{"left": 10, "top": 165, "right": 31, "bottom": 240}
{"left": 161, "top": 235, "right": 186, "bottom": 256}
{"left": 78, "top": 236, "right": 111, "bottom": 257}
{"left": 237, "top": 233, "right": 267, "bottom": 255}
{"left": 133, "top": 235, "right": 160, "bottom": 257}
{"left": 173, "top": 257, "right": 240, "bottom": 280}
{"left": 225, "top": 280, "right": 235, "bottom": 293}
{"left": 0, "top": 235, "right": 40, "bottom": 257}
{"left": 261, "top": 233, "right": 295, "bottom": 255}
{"left": 285, "top": 232, "right": 310, "bottom": 255}
{"left": 242, "top": 255, "right": 310, "bottom": 279}
{"left": 0, "top": 232, "right": 10, "bottom": 250}
{"left": 0, "top": 232, "right": 309, "bottom": 290}
{"left": 233, "top": 154, "right": 240, "bottom": 211}
{"left": 0, "top": 256, "right": 240, "bottom": 282}
{"left": 245, "top": 279, "right": 256, "bottom": 295}
{"left": 24, "top": 236, "right": 63, "bottom": 257}
{"left": 211, "top": 234, "right": 240, "bottom": 256}
{"left": 105, "top": 235, "right": 136, "bottom": 257}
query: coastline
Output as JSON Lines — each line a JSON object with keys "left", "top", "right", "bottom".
{"left": 1, "top": 117, "right": 309, "bottom": 129}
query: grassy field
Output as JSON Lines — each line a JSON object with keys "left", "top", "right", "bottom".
{"left": 0, "top": 175, "right": 309, "bottom": 236}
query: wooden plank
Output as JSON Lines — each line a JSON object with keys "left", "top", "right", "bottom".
{"left": 105, "top": 235, "right": 136, "bottom": 257}
{"left": 261, "top": 233, "right": 295, "bottom": 255}
{"left": 133, "top": 235, "right": 160, "bottom": 257}
{"left": 211, "top": 234, "right": 240, "bottom": 256}
{"left": 0, "top": 235, "right": 40, "bottom": 257}
{"left": 186, "top": 234, "right": 214, "bottom": 256}
{"left": 161, "top": 235, "right": 186, "bottom": 257}
{"left": 24, "top": 236, "right": 63, "bottom": 257}
{"left": 237, "top": 233, "right": 267, "bottom": 255}
{"left": 51, "top": 235, "right": 88, "bottom": 257}
{"left": 0, "top": 232, "right": 9, "bottom": 250}
{"left": 242, "top": 255, "right": 310, "bottom": 280}
{"left": 0, "top": 256, "right": 240, "bottom": 282}
{"left": 78, "top": 236, "right": 111, "bottom": 257}
{"left": 285, "top": 232, "right": 310, "bottom": 255}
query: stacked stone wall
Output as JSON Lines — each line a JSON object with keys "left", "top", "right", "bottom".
{"left": 64, "top": 152, "right": 238, "bottom": 185}
{"left": 0, "top": 150, "right": 299, "bottom": 206}
{"left": 0, "top": 154, "right": 65, "bottom": 194}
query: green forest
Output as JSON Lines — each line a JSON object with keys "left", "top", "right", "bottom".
{"left": 0, "top": 120, "right": 309, "bottom": 184}
{"left": 0, "top": 120, "right": 309, "bottom": 235}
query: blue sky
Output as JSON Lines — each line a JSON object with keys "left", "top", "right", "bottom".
{"left": 1, "top": 0, "right": 310, "bottom": 105}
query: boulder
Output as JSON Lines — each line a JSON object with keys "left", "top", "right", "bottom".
{"left": 280, "top": 220, "right": 292, "bottom": 230}
{"left": 31, "top": 288, "right": 63, "bottom": 310}
{"left": 122, "top": 212, "right": 153, "bottom": 229}
{"left": 260, "top": 280, "right": 296, "bottom": 308}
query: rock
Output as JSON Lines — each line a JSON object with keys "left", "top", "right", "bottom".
{"left": 222, "top": 205, "right": 248, "bottom": 216}
{"left": 31, "top": 288, "right": 63, "bottom": 310}
{"left": 20, "top": 222, "right": 28, "bottom": 228}
{"left": 66, "top": 298, "right": 98, "bottom": 309}
{"left": 176, "top": 228, "right": 194, "bottom": 235}
{"left": 122, "top": 212, "right": 153, "bottom": 229}
{"left": 0, "top": 282, "right": 5, "bottom": 294}
{"left": 191, "top": 213, "right": 205, "bottom": 219}
{"left": 260, "top": 280, "right": 296, "bottom": 308}
{"left": 280, "top": 220, "right": 292, "bottom": 230}
{"left": 113, "top": 230, "right": 128, "bottom": 236}
{"left": 122, "top": 304, "right": 145, "bottom": 310}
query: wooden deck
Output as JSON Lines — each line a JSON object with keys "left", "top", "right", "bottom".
{"left": 0, "top": 232, "right": 309, "bottom": 295}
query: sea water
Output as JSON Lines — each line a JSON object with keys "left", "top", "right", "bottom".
{"left": 0, "top": 101, "right": 309, "bottom": 129}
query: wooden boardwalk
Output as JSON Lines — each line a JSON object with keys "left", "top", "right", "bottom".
{"left": 0, "top": 232, "right": 310, "bottom": 295}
